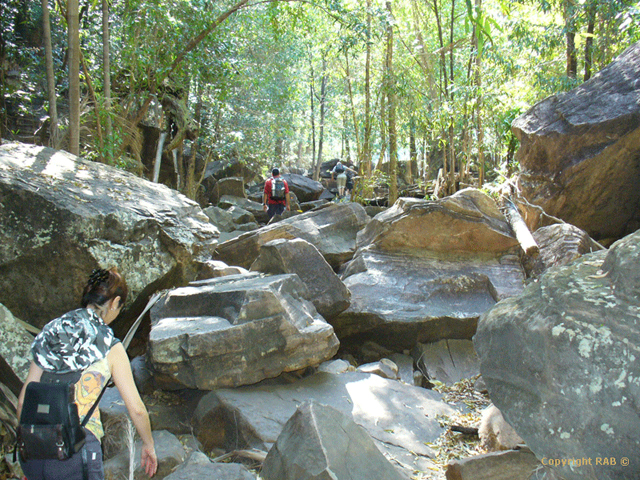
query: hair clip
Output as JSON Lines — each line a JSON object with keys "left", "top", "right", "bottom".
{"left": 88, "top": 268, "right": 110, "bottom": 287}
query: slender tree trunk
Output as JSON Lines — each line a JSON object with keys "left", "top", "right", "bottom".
{"left": 409, "top": 117, "right": 417, "bottom": 184}
{"left": 42, "top": 0, "right": 59, "bottom": 147}
{"left": 564, "top": 0, "right": 577, "bottom": 78}
{"left": 310, "top": 82, "right": 317, "bottom": 179}
{"left": 474, "top": 0, "right": 485, "bottom": 187}
{"left": 448, "top": 0, "right": 456, "bottom": 193}
{"left": 80, "top": 53, "right": 105, "bottom": 157}
{"left": 584, "top": 1, "right": 596, "bottom": 81}
{"left": 68, "top": 0, "right": 80, "bottom": 155}
{"left": 377, "top": 92, "right": 387, "bottom": 171}
{"left": 315, "top": 55, "right": 328, "bottom": 182}
{"left": 363, "top": 0, "right": 372, "bottom": 178}
{"left": 102, "top": 0, "right": 112, "bottom": 153}
{"left": 386, "top": 1, "right": 398, "bottom": 206}
{"left": 344, "top": 51, "right": 361, "bottom": 165}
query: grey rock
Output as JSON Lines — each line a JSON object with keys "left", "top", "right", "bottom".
{"left": 192, "top": 371, "right": 457, "bottom": 478}
{"left": 446, "top": 449, "right": 539, "bottom": 480}
{"left": 227, "top": 205, "right": 256, "bottom": 225}
{"left": 413, "top": 339, "right": 480, "bottom": 386}
{"left": 513, "top": 41, "right": 640, "bottom": 241}
{"left": 250, "top": 238, "right": 351, "bottom": 320}
{"left": 210, "top": 177, "right": 246, "bottom": 204}
{"left": 196, "top": 260, "right": 249, "bottom": 280}
{"left": 262, "top": 402, "right": 406, "bottom": 480}
{"left": 214, "top": 202, "right": 370, "bottom": 269}
{"left": 479, "top": 404, "right": 524, "bottom": 451}
{"left": 148, "top": 273, "right": 339, "bottom": 390}
{"left": 356, "top": 358, "right": 399, "bottom": 380}
{"left": 204, "top": 205, "right": 236, "bottom": 232}
{"left": 523, "top": 223, "right": 603, "bottom": 278}
{"left": 318, "top": 359, "right": 353, "bottom": 374}
{"left": 0, "top": 142, "right": 218, "bottom": 329}
{"left": 474, "top": 229, "right": 640, "bottom": 480}
{"left": 103, "top": 430, "right": 185, "bottom": 480}
{"left": 218, "top": 194, "right": 268, "bottom": 223}
{"left": 280, "top": 173, "right": 324, "bottom": 203}
{"left": 164, "top": 454, "right": 256, "bottom": 480}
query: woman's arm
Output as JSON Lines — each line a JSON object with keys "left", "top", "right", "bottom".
{"left": 17, "top": 361, "right": 44, "bottom": 419}
{"left": 108, "top": 343, "right": 157, "bottom": 477}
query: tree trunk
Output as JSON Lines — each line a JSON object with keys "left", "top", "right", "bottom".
{"left": 102, "top": 0, "right": 112, "bottom": 153}
{"left": 310, "top": 82, "right": 317, "bottom": 179}
{"left": 386, "top": 1, "right": 398, "bottom": 206}
{"left": 315, "top": 55, "right": 328, "bottom": 182}
{"left": 80, "top": 53, "right": 105, "bottom": 157}
{"left": 564, "top": 0, "right": 577, "bottom": 78}
{"left": 409, "top": 117, "right": 417, "bottom": 184}
{"left": 344, "top": 51, "right": 361, "bottom": 165}
{"left": 42, "top": 0, "right": 59, "bottom": 147}
{"left": 68, "top": 0, "right": 80, "bottom": 155}
{"left": 474, "top": 0, "right": 485, "bottom": 187}
{"left": 363, "top": 0, "right": 372, "bottom": 178}
{"left": 584, "top": 1, "right": 596, "bottom": 81}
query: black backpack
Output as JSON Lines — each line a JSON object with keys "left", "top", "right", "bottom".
{"left": 271, "top": 177, "right": 286, "bottom": 201}
{"left": 16, "top": 372, "right": 107, "bottom": 462}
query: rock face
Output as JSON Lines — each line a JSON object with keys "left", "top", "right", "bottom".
{"left": 280, "top": 173, "right": 324, "bottom": 203}
{"left": 250, "top": 238, "right": 351, "bottom": 320}
{"left": 261, "top": 402, "right": 405, "bottom": 480}
{"left": 0, "top": 304, "right": 33, "bottom": 382}
{"left": 513, "top": 41, "right": 640, "bottom": 242}
{"left": 214, "top": 202, "right": 370, "bottom": 269}
{"left": 334, "top": 189, "right": 525, "bottom": 350}
{"left": 148, "top": 273, "right": 339, "bottom": 390}
{"left": 523, "top": 223, "right": 603, "bottom": 278}
{"left": 0, "top": 142, "right": 219, "bottom": 329}
{"left": 474, "top": 229, "right": 640, "bottom": 480}
{"left": 192, "top": 371, "right": 458, "bottom": 477}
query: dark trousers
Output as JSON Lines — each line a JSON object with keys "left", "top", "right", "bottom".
{"left": 267, "top": 203, "right": 286, "bottom": 218}
{"left": 21, "top": 431, "right": 104, "bottom": 480}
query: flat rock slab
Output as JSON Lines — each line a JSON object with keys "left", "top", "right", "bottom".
{"left": 148, "top": 273, "right": 339, "bottom": 390}
{"left": 193, "top": 371, "right": 458, "bottom": 477}
{"left": 335, "top": 248, "right": 524, "bottom": 350}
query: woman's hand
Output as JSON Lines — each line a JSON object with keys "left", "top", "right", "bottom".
{"left": 140, "top": 443, "right": 157, "bottom": 477}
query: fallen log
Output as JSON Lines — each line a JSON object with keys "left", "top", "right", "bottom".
{"left": 502, "top": 198, "right": 540, "bottom": 257}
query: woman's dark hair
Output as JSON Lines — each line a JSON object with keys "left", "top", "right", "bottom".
{"left": 81, "top": 267, "right": 128, "bottom": 308}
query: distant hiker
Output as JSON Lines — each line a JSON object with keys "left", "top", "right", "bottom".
{"left": 263, "top": 168, "right": 291, "bottom": 219}
{"left": 331, "top": 161, "right": 357, "bottom": 199}
{"left": 331, "top": 161, "right": 347, "bottom": 197}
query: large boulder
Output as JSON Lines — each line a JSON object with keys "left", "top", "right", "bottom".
{"left": 147, "top": 273, "right": 339, "bottom": 390}
{"left": 214, "top": 202, "right": 370, "bottom": 270}
{"left": 262, "top": 402, "right": 405, "bottom": 480}
{"left": 0, "top": 143, "right": 219, "bottom": 330}
{"left": 513, "top": 41, "right": 640, "bottom": 242}
{"left": 523, "top": 223, "right": 603, "bottom": 278}
{"left": 250, "top": 238, "right": 351, "bottom": 320}
{"left": 209, "top": 176, "right": 246, "bottom": 204}
{"left": 280, "top": 173, "right": 324, "bottom": 203}
{"left": 192, "top": 370, "right": 458, "bottom": 478}
{"left": 474, "top": 229, "right": 640, "bottom": 480}
{"left": 333, "top": 189, "right": 525, "bottom": 350}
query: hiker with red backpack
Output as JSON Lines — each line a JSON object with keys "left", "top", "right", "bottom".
{"left": 263, "top": 167, "right": 291, "bottom": 219}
